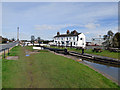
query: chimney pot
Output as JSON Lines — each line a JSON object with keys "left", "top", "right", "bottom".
{"left": 57, "top": 32, "right": 60, "bottom": 36}
{"left": 67, "top": 30, "right": 70, "bottom": 34}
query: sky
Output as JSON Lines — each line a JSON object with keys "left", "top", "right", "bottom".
{"left": 2, "top": 2, "right": 118, "bottom": 41}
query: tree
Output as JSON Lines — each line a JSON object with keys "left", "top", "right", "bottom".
{"left": 31, "top": 35, "right": 35, "bottom": 46}
{"left": 112, "top": 32, "right": 120, "bottom": 48}
{"left": 37, "top": 37, "right": 41, "bottom": 46}
{"left": 2, "top": 37, "right": 8, "bottom": 43}
{"left": 107, "top": 30, "right": 114, "bottom": 46}
{"left": 11, "top": 38, "right": 15, "bottom": 41}
{"left": 102, "top": 30, "right": 114, "bottom": 48}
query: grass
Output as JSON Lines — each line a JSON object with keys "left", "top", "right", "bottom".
{"left": 49, "top": 46, "right": 119, "bottom": 59}
{"left": 2, "top": 46, "right": 120, "bottom": 88}
{"left": 24, "top": 46, "right": 33, "bottom": 51}
{"left": 9, "top": 46, "right": 21, "bottom": 56}
{"left": 0, "top": 58, "right": 1, "bottom": 89}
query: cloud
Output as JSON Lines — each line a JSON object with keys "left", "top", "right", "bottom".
{"left": 34, "top": 24, "right": 83, "bottom": 31}
{"left": 1, "top": 0, "right": 119, "bottom": 2}
{"left": 2, "top": 2, "right": 118, "bottom": 41}
{"left": 34, "top": 23, "right": 100, "bottom": 31}
{"left": 84, "top": 23, "right": 100, "bottom": 29}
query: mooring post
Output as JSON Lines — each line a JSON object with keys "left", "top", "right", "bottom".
{"left": 4, "top": 49, "right": 5, "bottom": 58}
{"left": 8, "top": 48, "right": 9, "bottom": 56}
{"left": 64, "top": 48, "right": 67, "bottom": 55}
{"left": 82, "top": 48, "right": 84, "bottom": 55}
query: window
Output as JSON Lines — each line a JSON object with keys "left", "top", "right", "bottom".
{"left": 70, "top": 37, "right": 71, "bottom": 40}
{"left": 77, "top": 36, "right": 78, "bottom": 41}
{"left": 67, "top": 37, "right": 68, "bottom": 40}
{"left": 73, "top": 37, "right": 75, "bottom": 40}
{"left": 80, "top": 38, "right": 82, "bottom": 40}
{"left": 62, "top": 42, "right": 64, "bottom": 44}
{"left": 61, "top": 37, "right": 63, "bottom": 40}
{"left": 74, "top": 42, "right": 75, "bottom": 45}
{"left": 82, "top": 43, "right": 84, "bottom": 45}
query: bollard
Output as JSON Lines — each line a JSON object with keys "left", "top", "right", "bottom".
{"left": 82, "top": 48, "right": 84, "bottom": 55}
{"left": 64, "top": 49, "right": 68, "bottom": 55}
{"left": 8, "top": 48, "right": 9, "bottom": 56}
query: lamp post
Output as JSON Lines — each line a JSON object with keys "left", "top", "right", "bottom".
{"left": 17, "top": 27, "right": 19, "bottom": 41}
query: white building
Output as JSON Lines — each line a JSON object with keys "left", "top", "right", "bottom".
{"left": 54, "top": 30, "right": 86, "bottom": 48}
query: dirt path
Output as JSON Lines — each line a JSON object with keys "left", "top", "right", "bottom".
{"left": 21, "top": 47, "right": 35, "bottom": 88}
{"left": 19, "top": 47, "right": 51, "bottom": 88}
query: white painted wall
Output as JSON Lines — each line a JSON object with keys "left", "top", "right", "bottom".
{"left": 77, "top": 33, "right": 86, "bottom": 48}
{"left": 54, "top": 33, "right": 86, "bottom": 48}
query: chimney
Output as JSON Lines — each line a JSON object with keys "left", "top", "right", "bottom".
{"left": 57, "top": 32, "right": 60, "bottom": 36}
{"left": 73, "top": 30, "right": 77, "bottom": 34}
{"left": 67, "top": 30, "right": 70, "bottom": 34}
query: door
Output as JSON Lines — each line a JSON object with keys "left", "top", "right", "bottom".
{"left": 70, "top": 42, "right": 72, "bottom": 47}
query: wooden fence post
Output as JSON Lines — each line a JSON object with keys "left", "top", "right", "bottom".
{"left": 3, "top": 49, "right": 5, "bottom": 58}
{"left": 8, "top": 48, "right": 9, "bottom": 56}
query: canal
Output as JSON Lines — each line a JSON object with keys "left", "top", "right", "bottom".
{"left": 82, "top": 60, "right": 119, "bottom": 84}
{"left": 42, "top": 47, "right": 120, "bottom": 85}
{"left": 60, "top": 53, "right": 120, "bottom": 85}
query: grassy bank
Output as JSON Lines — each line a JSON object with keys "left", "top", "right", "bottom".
{"left": 0, "top": 58, "right": 1, "bottom": 89}
{"left": 50, "top": 46, "right": 119, "bottom": 59}
{"left": 2, "top": 46, "right": 119, "bottom": 88}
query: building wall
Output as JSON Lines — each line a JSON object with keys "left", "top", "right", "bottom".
{"left": 54, "top": 33, "right": 86, "bottom": 48}
{"left": 0, "top": 36, "right": 2, "bottom": 43}
{"left": 77, "top": 33, "right": 86, "bottom": 48}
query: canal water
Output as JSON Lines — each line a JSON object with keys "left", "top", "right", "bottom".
{"left": 64, "top": 54, "right": 119, "bottom": 84}
{"left": 82, "top": 60, "right": 119, "bottom": 83}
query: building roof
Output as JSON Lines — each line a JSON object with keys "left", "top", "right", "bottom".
{"left": 54, "top": 33, "right": 81, "bottom": 38}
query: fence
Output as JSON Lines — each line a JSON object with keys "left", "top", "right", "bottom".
{"left": 0, "top": 42, "right": 19, "bottom": 58}
{"left": 0, "top": 48, "right": 10, "bottom": 58}
{"left": 43, "top": 46, "right": 68, "bottom": 55}
{"left": 42, "top": 46, "right": 120, "bottom": 66}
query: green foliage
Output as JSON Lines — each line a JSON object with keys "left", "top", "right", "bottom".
{"left": 112, "top": 32, "right": 120, "bottom": 48}
{"left": 9, "top": 46, "right": 20, "bottom": 56}
{"left": 103, "top": 31, "right": 120, "bottom": 48}
{"left": 103, "top": 30, "right": 114, "bottom": 47}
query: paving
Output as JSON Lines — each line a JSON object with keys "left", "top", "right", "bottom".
{"left": 6, "top": 56, "right": 19, "bottom": 60}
